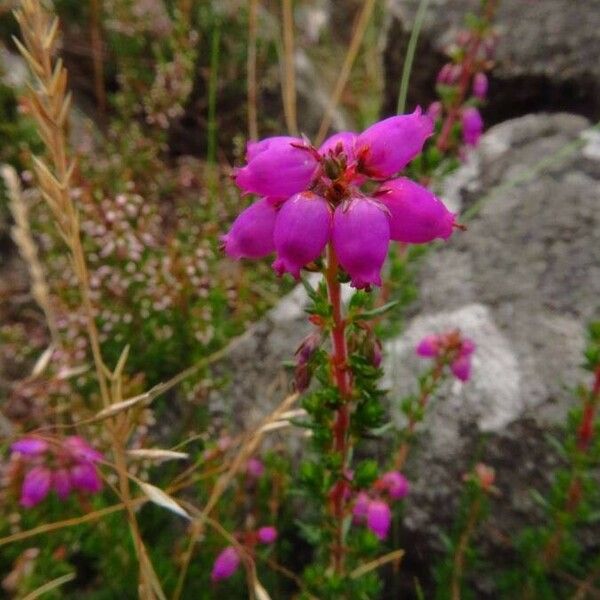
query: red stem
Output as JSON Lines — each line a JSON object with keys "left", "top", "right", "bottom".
{"left": 325, "top": 244, "right": 352, "bottom": 574}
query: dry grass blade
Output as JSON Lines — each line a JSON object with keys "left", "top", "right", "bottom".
{"left": 281, "top": 0, "right": 298, "bottom": 135}
{"left": 139, "top": 482, "right": 191, "bottom": 520}
{"left": 127, "top": 449, "right": 189, "bottom": 461}
{"left": 350, "top": 549, "right": 405, "bottom": 579}
{"left": 2, "top": 164, "right": 59, "bottom": 346}
{"left": 21, "top": 572, "right": 76, "bottom": 600}
{"left": 315, "top": 0, "right": 377, "bottom": 145}
{"left": 247, "top": 0, "right": 259, "bottom": 139}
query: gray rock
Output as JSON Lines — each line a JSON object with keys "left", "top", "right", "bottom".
{"left": 382, "top": 0, "right": 600, "bottom": 122}
{"left": 386, "top": 113, "right": 600, "bottom": 593}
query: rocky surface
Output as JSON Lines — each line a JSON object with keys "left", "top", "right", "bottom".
{"left": 382, "top": 0, "right": 600, "bottom": 123}
{"left": 210, "top": 113, "right": 600, "bottom": 593}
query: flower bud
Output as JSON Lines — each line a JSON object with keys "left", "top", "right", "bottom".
{"left": 451, "top": 355, "right": 472, "bottom": 382}
{"left": 380, "top": 471, "right": 410, "bottom": 500}
{"left": 461, "top": 107, "right": 484, "bottom": 147}
{"left": 222, "top": 199, "right": 277, "bottom": 259}
{"left": 332, "top": 198, "right": 390, "bottom": 289}
{"left": 211, "top": 547, "right": 240, "bottom": 582}
{"left": 377, "top": 178, "right": 455, "bottom": 244}
{"left": 235, "top": 137, "right": 319, "bottom": 197}
{"left": 246, "top": 458, "right": 264, "bottom": 479}
{"left": 355, "top": 109, "right": 433, "bottom": 178}
{"left": 473, "top": 72, "right": 488, "bottom": 100}
{"left": 352, "top": 491, "right": 370, "bottom": 524}
{"left": 63, "top": 436, "right": 103, "bottom": 463}
{"left": 11, "top": 437, "right": 49, "bottom": 456}
{"left": 20, "top": 466, "right": 52, "bottom": 508}
{"left": 366, "top": 499, "right": 392, "bottom": 540}
{"left": 272, "top": 192, "right": 331, "bottom": 279}
{"left": 257, "top": 526, "right": 278, "bottom": 544}
{"left": 70, "top": 462, "right": 103, "bottom": 493}
{"left": 426, "top": 101, "right": 442, "bottom": 122}
{"left": 416, "top": 334, "right": 440, "bottom": 357}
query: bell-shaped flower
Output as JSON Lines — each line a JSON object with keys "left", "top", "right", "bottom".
{"left": 211, "top": 547, "right": 240, "bottom": 582}
{"left": 380, "top": 471, "right": 410, "bottom": 500}
{"left": 20, "top": 466, "right": 52, "bottom": 508}
{"left": 11, "top": 437, "right": 49, "bottom": 456}
{"left": 257, "top": 526, "right": 278, "bottom": 544}
{"left": 332, "top": 198, "right": 390, "bottom": 289}
{"left": 272, "top": 192, "right": 331, "bottom": 279}
{"left": 352, "top": 491, "right": 371, "bottom": 524}
{"left": 319, "top": 132, "right": 357, "bottom": 162}
{"left": 70, "top": 462, "right": 103, "bottom": 493}
{"left": 366, "top": 499, "right": 392, "bottom": 540}
{"left": 222, "top": 199, "right": 277, "bottom": 260}
{"left": 451, "top": 355, "right": 472, "bottom": 382}
{"left": 235, "top": 136, "right": 319, "bottom": 197}
{"left": 473, "top": 72, "right": 488, "bottom": 100}
{"left": 462, "top": 107, "right": 484, "bottom": 147}
{"left": 377, "top": 178, "right": 455, "bottom": 244}
{"left": 355, "top": 109, "right": 433, "bottom": 178}
{"left": 63, "top": 436, "right": 103, "bottom": 463}
{"left": 416, "top": 334, "right": 440, "bottom": 357}
{"left": 53, "top": 468, "right": 73, "bottom": 500}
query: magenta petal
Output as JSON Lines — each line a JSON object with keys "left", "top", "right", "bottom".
{"left": 272, "top": 192, "right": 331, "bottom": 279}
{"left": 246, "top": 458, "right": 265, "bottom": 478}
{"left": 332, "top": 198, "right": 390, "bottom": 289}
{"left": 355, "top": 108, "right": 433, "bottom": 178}
{"left": 416, "top": 334, "right": 440, "bottom": 357}
{"left": 318, "top": 131, "right": 357, "bottom": 161}
{"left": 11, "top": 437, "right": 49, "bottom": 456}
{"left": 53, "top": 468, "right": 72, "bottom": 500}
{"left": 462, "top": 107, "right": 484, "bottom": 147}
{"left": 381, "top": 471, "right": 410, "bottom": 500}
{"left": 473, "top": 72, "right": 488, "bottom": 100}
{"left": 70, "top": 462, "right": 103, "bottom": 494}
{"left": 20, "top": 466, "right": 52, "bottom": 508}
{"left": 378, "top": 178, "right": 455, "bottom": 244}
{"left": 451, "top": 355, "right": 472, "bottom": 382}
{"left": 64, "top": 436, "right": 103, "bottom": 463}
{"left": 211, "top": 547, "right": 240, "bottom": 582}
{"left": 352, "top": 491, "right": 370, "bottom": 524}
{"left": 257, "top": 526, "right": 278, "bottom": 544}
{"left": 222, "top": 198, "right": 277, "bottom": 260}
{"left": 235, "top": 136, "right": 318, "bottom": 197}
{"left": 366, "top": 499, "right": 392, "bottom": 540}
{"left": 460, "top": 338, "right": 476, "bottom": 357}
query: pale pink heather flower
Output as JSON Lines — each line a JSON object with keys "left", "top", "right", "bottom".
{"left": 377, "top": 178, "right": 455, "bottom": 244}
{"left": 355, "top": 109, "right": 433, "bottom": 178}
{"left": 352, "top": 491, "right": 371, "bottom": 524}
{"left": 211, "top": 546, "right": 240, "bottom": 582}
{"left": 473, "top": 72, "right": 488, "bottom": 100}
{"left": 20, "top": 466, "right": 52, "bottom": 508}
{"left": 257, "top": 526, "right": 278, "bottom": 544}
{"left": 427, "top": 101, "right": 443, "bottom": 122}
{"left": 332, "top": 198, "right": 390, "bottom": 289}
{"left": 366, "top": 499, "right": 392, "bottom": 540}
{"left": 272, "top": 192, "right": 331, "bottom": 279}
{"left": 246, "top": 458, "right": 265, "bottom": 478}
{"left": 235, "top": 136, "right": 319, "bottom": 197}
{"left": 222, "top": 198, "right": 277, "bottom": 260}
{"left": 63, "top": 436, "right": 103, "bottom": 463}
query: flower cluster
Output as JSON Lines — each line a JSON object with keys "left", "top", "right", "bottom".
{"left": 416, "top": 330, "right": 476, "bottom": 382}
{"left": 223, "top": 109, "right": 458, "bottom": 289}
{"left": 9, "top": 436, "right": 103, "bottom": 508}
{"left": 352, "top": 471, "right": 409, "bottom": 540}
{"left": 211, "top": 525, "right": 278, "bottom": 582}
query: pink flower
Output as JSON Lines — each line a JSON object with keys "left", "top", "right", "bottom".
{"left": 473, "top": 72, "right": 488, "bottom": 100}
{"left": 352, "top": 491, "right": 370, "bottom": 523}
{"left": 355, "top": 109, "right": 433, "bottom": 178}
{"left": 461, "top": 107, "right": 484, "bottom": 147}
{"left": 211, "top": 546, "right": 240, "bottom": 582}
{"left": 235, "top": 137, "right": 319, "bottom": 197}
{"left": 20, "top": 466, "right": 52, "bottom": 508}
{"left": 257, "top": 526, "right": 278, "bottom": 544}
{"left": 246, "top": 458, "right": 265, "bottom": 478}
{"left": 377, "top": 178, "right": 455, "bottom": 244}
{"left": 380, "top": 471, "right": 410, "bottom": 500}
{"left": 451, "top": 355, "right": 472, "bottom": 382}
{"left": 437, "top": 63, "right": 453, "bottom": 85}
{"left": 11, "top": 437, "right": 49, "bottom": 456}
{"left": 319, "top": 131, "right": 357, "bottom": 162}
{"left": 70, "top": 462, "right": 103, "bottom": 493}
{"left": 416, "top": 334, "right": 440, "bottom": 357}
{"left": 332, "top": 198, "right": 390, "bottom": 289}
{"left": 63, "top": 436, "right": 103, "bottom": 463}
{"left": 222, "top": 199, "right": 277, "bottom": 260}
{"left": 272, "top": 192, "right": 331, "bottom": 279}
{"left": 366, "top": 499, "right": 392, "bottom": 540}
{"left": 53, "top": 468, "right": 72, "bottom": 500}
{"left": 427, "top": 101, "right": 442, "bottom": 122}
